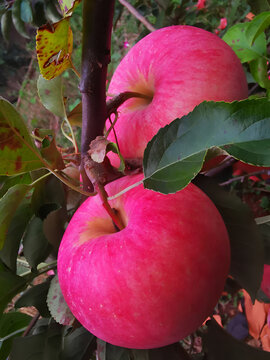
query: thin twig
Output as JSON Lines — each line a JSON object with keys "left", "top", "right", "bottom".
{"left": 16, "top": 54, "right": 35, "bottom": 108}
{"left": 22, "top": 313, "right": 40, "bottom": 337}
{"left": 219, "top": 169, "right": 269, "bottom": 186}
{"left": 118, "top": 0, "right": 156, "bottom": 32}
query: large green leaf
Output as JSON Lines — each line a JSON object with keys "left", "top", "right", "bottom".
{"left": 0, "top": 98, "right": 44, "bottom": 175}
{"left": 10, "top": 322, "right": 62, "bottom": 360}
{"left": 0, "top": 200, "right": 33, "bottom": 271}
{"left": 143, "top": 99, "right": 270, "bottom": 194}
{"left": 61, "top": 327, "right": 95, "bottom": 360}
{"left": 0, "top": 263, "right": 27, "bottom": 314}
{"left": 193, "top": 176, "right": 264, "bottom": 302}
{"left": 23, "top": 217, "right": 51, "bottom": 270}
{"left": 204, "top": 318, "right": 270, "bottom": 359}
{"left": 223, "top": 23, "right": 266, "bottom": 62}
{"left": 0, "top": 312, "right": 31, "bottom": 360}
{"left": 0, "top": 184, "right": 31, "bottom": 250}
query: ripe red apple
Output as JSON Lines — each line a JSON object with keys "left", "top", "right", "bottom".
{"left": 58, "top": 174, "right": 230, "bottom": 349}
{"left": 261, "top": 265, "right": 270, "bottom": 298}
{"left": 107, "top": 25, "right": 248, "bottom": 165}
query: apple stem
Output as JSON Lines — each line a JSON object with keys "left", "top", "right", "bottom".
{"left": 106, "top": 91, "right": 152, "bottom": 119}
{"left": 79, "top": 0, "right": 115, "bottom": 191}
{"left": 96, "top": 183, "right": 125, "bottom": 230}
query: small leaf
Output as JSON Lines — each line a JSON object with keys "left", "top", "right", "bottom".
{"left": 204, "top": 318, "right": 270, "bottom": 359}
{"left": 58, "top": 0, "right": 82, "bottom": 16}
{"left": 0, "top": 98, "right": 44, "bottom": 175}
{"left": 11, "top": 0, "right": 29, "bottom": 38}
{"left": 67, "top": 102, "right": 82, "bottom": 126}
{"left": 15, "top": 278, "right": 52, "bottom": 317}
{"left": 245, "top": 11, "right": 270, "bottom": 44}
{"left": 20, "top": 0, "right": 33, "bottom": 23}
{"left": 47, "top": 275, "right": 75, "bottom": 325}
{"left": 143, "top": 99, "right": 270, "bottom": 194}
{"left": 61, "top": 327, "right": 95, "bottom": 360}
{"left": 23, "top": 217, "right": 51, "bottom": 269}
{"left": 193, "top": 176, "right": 264, "bottom": 302}
{"left": 223, "top": 22, "right": 266, "bottom": 62}
{"left": 36, "top": 18, "right": 73, "bottom": 80}
{"left": 0, "top": 200, "right": 33, "bottom": 271}
{"left": 0, "top": 184, "right": 31, "bottom": 250}
{"left": 1, "top": 10, "right": 12, "bottom": 43}
{"left": 40, "top": 137, "right": 65, "bottom": 170}
{"left": 0, "top": 312, "right": 31, "bottom": 360}
{"left": 250, "top": 57, "right": 270, "bottom": 90}
{"left": 37, "top": 75, "right": 66, "bottom": 118}
{"left": 0, "top": 263, "right": 27, "bottom": 314}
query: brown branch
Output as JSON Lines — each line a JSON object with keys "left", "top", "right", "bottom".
{"left": 79, "top": 0, "right": 116, "bottom": 191}
{"left": 22, "top": 313, "right": 40, "bottom": 337}
{"left": 219, "top": 169, "right": 270, "bottom": 186}
{"left": 118, "top": 0, "right": 156, "bottom": 32}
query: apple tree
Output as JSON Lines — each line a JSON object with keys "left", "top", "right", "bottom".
{"left": 1, "top": 0, "right": 270, "bottom": 359}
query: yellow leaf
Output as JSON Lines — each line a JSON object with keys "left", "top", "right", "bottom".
{"left": 36, "top": 18, "right": 73, "bottom": 80}
{"left": 58, "top": 0, "right": 82, "bottom": 16}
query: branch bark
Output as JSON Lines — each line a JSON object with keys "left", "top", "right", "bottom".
{"left": 118, "top": 0, "right": 156, "bottom": 32}
{"left": 79, "top": 0, "right": 116, "bottom": 191}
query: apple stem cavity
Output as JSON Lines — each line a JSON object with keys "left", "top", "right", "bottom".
{"left": 79, "top": 0, "right": 115, "bottom": 191}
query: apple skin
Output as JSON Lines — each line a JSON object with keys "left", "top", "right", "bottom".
{"left": 107, "top": 25, "right": 248, "bottom": 165}
{"left": 58, "top": 174, "right": 230, "bottom": 349}
{"left": 261, "top": 265, "right": 270, "bottom": 299}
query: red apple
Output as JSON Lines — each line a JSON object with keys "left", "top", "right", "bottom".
{"left": 261, "top": 265, "right": 270, "bottom": 299}
{"left": 107, "top": 25, "right": 248, "bottom": 166}
{"left": 58, "top": 174, "right": 230, "bottom": 349}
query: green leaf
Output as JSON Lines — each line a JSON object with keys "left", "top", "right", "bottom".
{"left": 143, "top": 99, "right": 270, "bottom": 194}
{"left": 0, "top": 184, "right": 31, "bottom": 250}
{"left": 0, "top": 312, "right": 31, "bottom": 360}
{"left": 11, "top": 0, "right": 29, "bottom": 38}
{"left": 0, "top": 200, "right": 33, "bottom": 271}
{"left": 37, "top": 76, "right": 66, "bottom": 118}
{"left": 245, "top": 11, "right": 270, "bottom": 44}
{"left": 193, "top": 176, "right": 264, "bottom": 302}
{"left": 223, "top": 23, "right": 266, "bottom": 62}
{"left": 23, "top": 217, "right": 51, "bottom": 270}
{"left": 0, "top": 264, "right": 27, "bottom": 314}
{"left": 1, "top": 10, "right": 12, "bottom": 43}
{"left": 0, "top": 173, "right": 32, "bottom": 198}
{"left": 43, "top": 207, "right": 67, "bottom": 253}
{"left": 249, "top": 57, "right": 270, "bottom": 90}
{"left": 204, "top": 318, "right": 270, "bottom": 359}
{"left": 67, "top": 102, "right": 82, "bottom": 126}
{"left": 15, "top": 279, "right": 51, "bottom": 317}
{"left": 0, "top": 98, "right": 44, "bottom": 175}
{"left": 248, "top": 0, "right": 270, "bottom": 14}
{"left": 20, "top": 0, "right": 33, "bottom": 23}
{"left": 31, "top": 175, "right": 66, "bottom": 219}
{"left": 61, "top": 327, "right": 95, "bottom": 360}
{"left": 10, "top": 322, "right": 63, "bottom": 360}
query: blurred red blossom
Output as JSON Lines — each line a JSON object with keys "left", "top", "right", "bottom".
{"left": 196, "top": 0, "right": 206, "bottom": 10}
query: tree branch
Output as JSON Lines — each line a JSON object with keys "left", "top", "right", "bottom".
{"left": 118, "top": 0, "right": 156, "bottom": 32}
{"left": 79, "top": 0, "right": 116, "bottom": 191}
